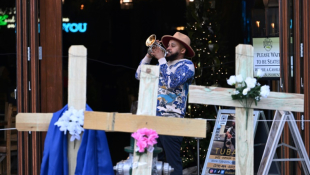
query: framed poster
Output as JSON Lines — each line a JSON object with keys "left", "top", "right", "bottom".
{"left": 201, "top": 109, "right": 260, "bottom": 175}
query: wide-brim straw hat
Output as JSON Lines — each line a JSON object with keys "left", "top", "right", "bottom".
{"left": 161, "top": 32, "right": 195, "bottom": 58}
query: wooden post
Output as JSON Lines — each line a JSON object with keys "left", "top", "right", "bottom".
{"left": 303, "top": 1, "right": 310, "bottom": 175}
{"left": 30, "top": 0, "right": 40, "bottom": 173}
{"left": 67, "top": 46, "right": 87, "bottom": 175}
{"left": 235, "top": 44, "right": 254, "bottom": 175}
{"left": 279, "top": 0, "right": 292, "bottom": 174}
{"left": 16, "top": 0, "right": 29, "bottom": 174}
{"left": 133, "top": 65, "right": 159, "bottom": 174}
{"left": 136, "top": 65, "right": 159, "bottom": 116}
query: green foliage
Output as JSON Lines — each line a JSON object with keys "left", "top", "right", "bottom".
{"left": 181, "top": 0, "right": 240, "bottom": 168}
{"left": 227, "top": 75, "right": 270, "bottom": 129}
{"left": 185, "top": 0, "right": 233, "bottom": 87}
{"left": 232, "top": 83, "right": 261, "bottom": 106}
{"left": 181, "top": 0, "right": 236, "bottom": 168}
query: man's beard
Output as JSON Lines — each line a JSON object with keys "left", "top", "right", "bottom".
{"left": 166, "top": 52, "right": 179, "bottom": 62}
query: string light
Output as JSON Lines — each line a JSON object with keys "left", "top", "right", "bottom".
{"left": 182, "top": 2, "right": 232, "bottom": 167}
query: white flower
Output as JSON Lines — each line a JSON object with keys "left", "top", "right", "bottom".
{"left": 227, "top": 76, "right": 236, "bottom": 86}
{"left": 75, "top": 125, "right": 84, "bottom": 134}
{"left": 242, "top": 88, "right": 250, "bottom": 95}
{"left": 76, "top": 109, "right": 84, "bottom": 125}
{"left": 257, "top": 69, "right": 264, "bottom": 77}
{"left": 56, "top": 121, "right": 69, "bottom": 134}
{"left": 245, "top": 77, "right": 257, "bottom": 89}
{"left": 147, "top": 146, "right": 154, "bottom": 152}
{"left": 67, "top": 106, "right": 75, "bottom": 115}
{"left": 70, "top": 133, "right": 81, "bottom": 142}
{"left": 54, "top": 106, "right": 85, "bottom": 142}
{"left": 255, "top": 96, "right": 260, "bottom": 101}
{"left": 236, "top": 75, "right": 243, "bottom": 83}
{"left": 70, "top": 114, "right": 79, "bottom": 122}
{"left": 260, "top": 85, "right": 270, "bottom": 98}
{"left": 68, "top": 122, "right": 77, "bottom": 135}
{"left": 234, "top": 90, "right": 240, "bottom": 95}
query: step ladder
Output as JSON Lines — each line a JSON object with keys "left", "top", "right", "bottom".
{"left": 258, "top": 111, "right": 310, "bottom": 175}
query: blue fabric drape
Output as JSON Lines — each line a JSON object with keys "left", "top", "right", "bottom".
{"left": 40, "top": 105, "right": 114, "bottom": 175}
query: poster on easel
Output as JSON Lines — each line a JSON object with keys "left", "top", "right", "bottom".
{"left": 201, "top": 109, "right": 260, "bottom": 175}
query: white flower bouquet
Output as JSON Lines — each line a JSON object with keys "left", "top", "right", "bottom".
{"left": 227, "top": 69, "right": 270, "bottom": 128}
{"left": 54, "top": 106, "right": 85, "bottom": 141}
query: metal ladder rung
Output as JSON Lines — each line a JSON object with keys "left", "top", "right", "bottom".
{"left": 273, "top": 158, "right": 306, "bottom": 162}
{"left": 277, "top": 143, "right": 298, "bottom": 151}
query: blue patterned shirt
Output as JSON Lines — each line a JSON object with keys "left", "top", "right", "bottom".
{"left": 135, "top": 56, "right": 195, "bottom": 118}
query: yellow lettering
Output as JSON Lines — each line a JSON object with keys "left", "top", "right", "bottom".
{"left": 226, "top": 149, "right": 231, "bottom": 155}
{"left": 220, "top": 148, "right": 226, "bottom": 155}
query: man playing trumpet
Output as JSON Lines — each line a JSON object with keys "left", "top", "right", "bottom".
{"left": 135, "top": 32, "right": 195, "bottom": 175}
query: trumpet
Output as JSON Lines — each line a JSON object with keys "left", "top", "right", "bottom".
{"left": 145, "top": 34, "right": 167, "bottom": 57}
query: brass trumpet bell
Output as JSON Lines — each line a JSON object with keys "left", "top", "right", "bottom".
{"left": 145, "top": 34, "right": 167, "bottom": 57}
{"left": 146, "top": 34, "right": 156, "bottom": 47}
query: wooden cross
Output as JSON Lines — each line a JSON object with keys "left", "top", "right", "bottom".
{"left": 17, "top": 45, "right": 87, "bottom": 175}
{"left": 188, "top": 44, "right": 304, "bottom": 175}
{"left": 16, "top": 46, "right": 207, "bottom": 175}
{"left": 83, "top": 65, "right": 207, "bottom": 174}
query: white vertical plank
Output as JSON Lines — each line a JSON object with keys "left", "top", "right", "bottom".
{"left": 133, "top": 65, "right": 159, "bottom": 175}
{"left": 68, "top": 45, "right": 87, "bottom": 110}
{"left": 235, "top": 44, "right": 254, "bottom": 175}
{"left": 67, "top": 45, "right": 87, "bottom": 175}
{"left": 132, "top": 140, "right": 153, "bottom": 175}
{"left": 137, "top": 65, "right": 159, "bottom": 116}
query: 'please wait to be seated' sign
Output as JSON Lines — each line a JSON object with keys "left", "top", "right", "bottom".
{"left": 253, "top": 37, "right": 293, "bottom": 78}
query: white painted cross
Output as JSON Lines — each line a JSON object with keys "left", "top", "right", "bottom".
{"left": 16, "top": 46, "right": 207, "bottom": 175}
{"left": 16, "top": 45, "right": 87, "bottom": 174}
{"left": 188, "top": 44, "right": 304, "bottom": 175}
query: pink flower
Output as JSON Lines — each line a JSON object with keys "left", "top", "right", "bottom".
{"left": 148, "top": 129, "right": 158, "bottom": 137}
{"left": 132, "top": 128, "right": 159, "bottom": 153}
{"left": 147, "top": 134, "right": 158, "bottom": 146}
{"left": 131, "top": 132, "right": 142, "bottom": 140}
{"left": 137, "top": 139, "right": 147, "bottom": 152}
{"left": 139, "top": 128, "right": 149, "bottom": 135}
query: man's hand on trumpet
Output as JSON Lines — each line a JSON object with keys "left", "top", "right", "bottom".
{"left": 150, "top": 40, "right": 165, "bottom": 60}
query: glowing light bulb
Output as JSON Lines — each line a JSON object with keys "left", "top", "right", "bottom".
{"left": 256, "top": 21, "right": 260, "bottom": 28}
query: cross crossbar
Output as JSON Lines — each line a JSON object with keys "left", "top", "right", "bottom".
{"left": 16, "top": 113, "right": 52, "bottom": 131}
{"left": 83, "top": 111, "right": 206, "bottom": 138}
{"left": 16, "top": 112, "right": 206, "bottom": 138}
{"left": 189, "top": 86, "right": 304, "bottom": 112}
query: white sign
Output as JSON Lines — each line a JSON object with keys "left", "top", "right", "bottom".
{"left": 253, "top": 37, "right": 281, "bottom": 77}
